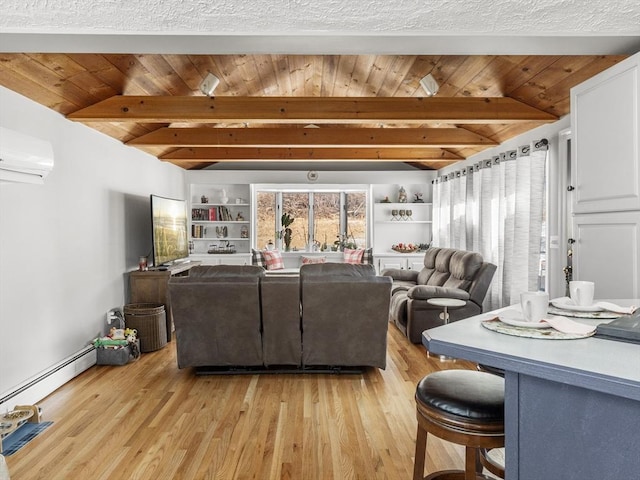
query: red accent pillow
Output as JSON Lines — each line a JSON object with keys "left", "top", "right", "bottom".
{"left": 262, "top": 249, "right": 285, "bottom": 270}
{"left": 343, "top": 248, "right": 365, "bottom": 264}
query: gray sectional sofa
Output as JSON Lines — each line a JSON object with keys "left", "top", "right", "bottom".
{"left": 167, "top": 263, "right": 392, "bottom": 371}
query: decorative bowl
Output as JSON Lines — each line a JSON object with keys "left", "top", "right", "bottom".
{"left": 391, "top": 245, "right": 419, "bottom": 253}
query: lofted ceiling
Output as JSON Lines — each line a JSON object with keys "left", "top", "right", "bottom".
{"left": 0, "top": 53, "right": 628, "bottom": 170}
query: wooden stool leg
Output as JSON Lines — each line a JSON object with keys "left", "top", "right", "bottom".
{"left": 413, "top": 424, "right": 428, "bottom": 480}
{"left": 465, "top": 446, "right": 477, "bottom": 480}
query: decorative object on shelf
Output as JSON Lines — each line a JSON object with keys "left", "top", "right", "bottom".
{"left": 188, "top": 240, "right": 194, "bottom": 253}
{"left": 240, "top": 226, "right": 249, "bottom": 238}
{"left": 138, "top": 256, "right": 148, "bottom": 271}
{"left": 418, "top": 242, "right": 431, "bottom": 251}
{"left": 380, "top": 196, "right": 391, "bottom": 203}
{"left": 266, "top": 240, "right": 275, "bottom": 251}
{"left": 215, "top": 226, "right": 228, "bottom": 238}
{"left": 334, "top": 233, "right": 358, "bottom": 251}
{"left": 208, "top": 241, "right": 236, "bottom": 254}
{"left": 413, "top": 193, "right": 424, "bottom": 203}
{"left": 321, "top": 234, "right": 328, "bottom": 252}
{"left": 406, "top": 209, "right": 413, "bottom": 220}
{"left": 280, "top": 212, "right": 295, "bottom": 251}
{"left": 391, "top": 209, "right": 399, "bottom": 221}
{"left": 398, "top": 186, "right": 407, "bottom": 203}
{"left": 236, "top": 212, "right": 244, "bottom": 221}
{"left": 391, "top": 243, "right": 419, "bottom": 253}
{"left": 200, "top": 195, "right": 209, "bottom": 203}
{"left": 220, "top": 189, "right": 229, "bottom": 204}
{"left": 398, "top": 209, "right": 406, "bottom": 220}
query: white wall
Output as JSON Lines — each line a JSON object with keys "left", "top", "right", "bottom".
{"left": 0, "top": 86, "right": 185, "bottom": 400}
{"left": 437, "top": 116, "right": 572, "bottom": 299}
{"left": 185, "top": 170, "right": 435, "bottom": 186}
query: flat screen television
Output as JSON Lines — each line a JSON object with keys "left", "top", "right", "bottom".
{"left": 150, "top": 194, "right": 189, "bottom": 267}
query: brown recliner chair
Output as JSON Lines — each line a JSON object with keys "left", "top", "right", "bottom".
{"left": 168, "top": 265, "right": 265, "bottom": 368}
{"left": 300, "top": 263, "right": 392, "bottom": 369}
{"left": 383, "top": 247, "right": 496, "bottom": 343}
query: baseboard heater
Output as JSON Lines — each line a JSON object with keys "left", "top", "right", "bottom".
{"left": 0, "top": 345, "right": 96, "bottom": 408}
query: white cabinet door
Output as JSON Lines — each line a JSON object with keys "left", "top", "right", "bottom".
{"left": 572, "top": 211, "right": 640, "bottom": 299}
{"left": 378, "top": 256, "right": 406, "bottom": 272}
{"left": 571, "top": 53, "right": 640, "bottom": 214}
{"left": 377, "top": 255, "right": 424, "bottom": 274}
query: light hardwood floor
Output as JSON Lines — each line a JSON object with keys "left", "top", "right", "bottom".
{"left": 6, "top": 326, "right": 480, "bottom": 480}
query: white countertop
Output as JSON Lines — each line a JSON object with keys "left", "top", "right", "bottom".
{"left": 423, "top": 300, "right": 640, "bottom": 401}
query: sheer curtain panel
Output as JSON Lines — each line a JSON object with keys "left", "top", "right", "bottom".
{"left": 432, "top": 140, "right": 548, "bottom": 310}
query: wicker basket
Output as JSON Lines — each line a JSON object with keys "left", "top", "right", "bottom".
{"left": 124, "top": 303, "right": 167, "bottom": 352}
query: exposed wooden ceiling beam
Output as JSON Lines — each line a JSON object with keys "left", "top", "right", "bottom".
{"left": 160, "top": 147, "right": 463, "bottom": 162}
{"left": 68, "top": 96, "right": 558, "bottom": 124}
{"left": 127, "top": 127, "right": 497, "bottom": 148}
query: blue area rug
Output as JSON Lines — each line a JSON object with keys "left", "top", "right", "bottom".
{"left": 2, "top": 422, "right": 53, "bottom": 456}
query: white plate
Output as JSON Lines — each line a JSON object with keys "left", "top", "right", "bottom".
{"left": 498, "top": 316, "right": 551, "bottom": 329}
{"left": 497, "top": 310, "right": 551, "bottom": 329}
{"left": 550, "top": 297, "right": 603, "bottom": 312}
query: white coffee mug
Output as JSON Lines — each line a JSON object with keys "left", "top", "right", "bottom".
{"left": 569, "top": 281, "right": 595, "bottom": 307}
{"left": 520, "top": 291, "right": 549, "bottom": 323}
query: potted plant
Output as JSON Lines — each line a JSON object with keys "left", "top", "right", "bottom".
{"left": 280, "top": 212, "right": 295, "bottom": 251}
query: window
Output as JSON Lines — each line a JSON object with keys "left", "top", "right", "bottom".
{"left": 255, "top": 187, "right": 368, "bottom": 251}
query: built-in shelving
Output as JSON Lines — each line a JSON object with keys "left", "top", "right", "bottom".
{"left": 188, "top": 184, "right": 251, "bottom": 260}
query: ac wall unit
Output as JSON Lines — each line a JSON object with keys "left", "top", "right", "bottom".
{"left": 0, "top": 126, "right": 54, "bottom": 184}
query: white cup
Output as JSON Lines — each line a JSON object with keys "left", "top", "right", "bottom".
{"left": 569, "top": 281, "right": 595, "bottom": 306}
{"left": 520, "top": 291, "right": 549, "bottom": 323}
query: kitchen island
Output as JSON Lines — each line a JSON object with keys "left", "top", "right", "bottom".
{"left": 422, "top": 305, "right": 640, "bottom": 480}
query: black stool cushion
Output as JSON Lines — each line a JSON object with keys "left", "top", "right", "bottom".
{"left": 416, "top": 370, "right": 504, "bottom": 422}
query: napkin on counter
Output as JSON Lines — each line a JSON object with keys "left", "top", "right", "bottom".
{"left": 542, "top": 316, "right": 596, "bottom": 335}
{"left": 593, "top": 301, "right": 637, "bottom": 314}
{"left": 552, "top": 297, "right": 637, "bottom": 314}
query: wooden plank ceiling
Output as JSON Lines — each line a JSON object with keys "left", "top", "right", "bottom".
{"left": 0, "top": 53, "right": 627, "bottom": 170}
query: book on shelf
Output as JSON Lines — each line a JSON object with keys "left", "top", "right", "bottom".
{"left": 191, "top": 224, "right": 206, "bottom": 238}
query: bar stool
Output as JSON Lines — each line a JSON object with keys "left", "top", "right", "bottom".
{"left": 413, "top": 370, "right": 505, "bottom": 480}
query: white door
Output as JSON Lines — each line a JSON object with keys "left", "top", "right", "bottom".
{"left": 572, "top": 211, "right": 640, "bottom": 299}
{"left": 571, "top": 53, "right": 640, "bottom": 214}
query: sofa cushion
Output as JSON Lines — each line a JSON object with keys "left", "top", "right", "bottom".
{"left": 408, "top": 285, "right": 470, "bottom": 301}
{"left": 262, "top": 249, "right": 285, "bottom": 270}
{"left": 251, "top": 248, "right": 267, "bottom": 267}
{"left": 361, "top": 247, "right": 374, "bottom": 265}
{"left": 415, "top": 247, "right": 483, "bottom": 289}
{"left": 300, "top": 262, "right": 376, "bottom": 278}
{"left": 343, "top": 247, "right": 365, "bottom": 264}
{"left": 187, "top": 265, "right": 265, "bottom": 278}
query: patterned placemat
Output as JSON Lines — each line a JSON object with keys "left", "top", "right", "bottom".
{"left": 481, "top": 318, "right": 595, "bottom": 340}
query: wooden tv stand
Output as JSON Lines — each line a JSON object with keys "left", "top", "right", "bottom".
{"left": 128, "top": 261, "right": 201, "bottom": 341}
